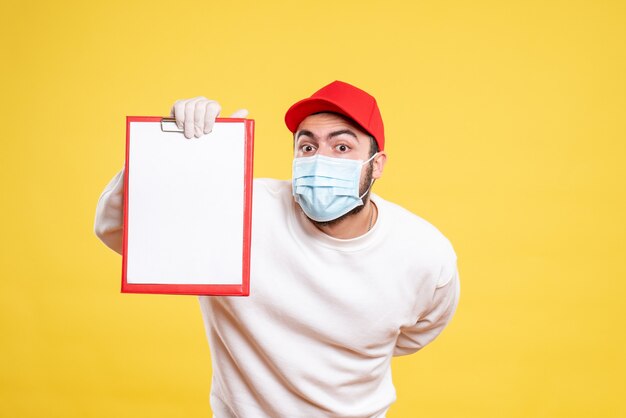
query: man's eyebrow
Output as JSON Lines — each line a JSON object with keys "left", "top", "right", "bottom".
{"left": 295, "top": 129, "right": 359, "bottom": 141}
{"left": 328, "top": 129, "right": 358, "bottom": 140}
{"left": 296, "top": 130, "right": 315, "bottom": 140}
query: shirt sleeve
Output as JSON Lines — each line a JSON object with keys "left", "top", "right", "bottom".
{"left": 393, "top": 267, "right": 460, "bottom": 356}
{"left": 93, "top": 167, "right": 125, "bottom": 255}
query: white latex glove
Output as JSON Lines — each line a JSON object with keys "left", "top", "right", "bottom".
{"left": 170, "top": 96, "right": 249, "bottom": 139}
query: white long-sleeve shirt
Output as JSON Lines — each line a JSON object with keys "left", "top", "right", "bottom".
{"left": 94, "top": 169, "right": 460, "bottom": 418}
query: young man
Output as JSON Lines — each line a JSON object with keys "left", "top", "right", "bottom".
{"left": 94, "top": 81, "right": 460, "bottom": 417}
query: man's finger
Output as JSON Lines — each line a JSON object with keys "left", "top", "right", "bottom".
{"left": 172, "top": 100, "right": 187, "bottom": 130}
{"left": 229, "top": 109, "right": 249, "bottom": 118}
{"left": 203, "top": 101, "right": 222, "bottom": 134}
{"left": 194, "top": 100, "right": 208, "bottom": 138}
{"left": 184, "top": 97, "right": 202, "bottom": 139}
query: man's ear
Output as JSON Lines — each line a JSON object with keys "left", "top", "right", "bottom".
{"left": 372, "top": 152, "right": 387, "bottom": 180}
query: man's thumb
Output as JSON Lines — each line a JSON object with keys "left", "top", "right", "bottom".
{"left": 229, "top": 109, "right": 249, "bottom": 118}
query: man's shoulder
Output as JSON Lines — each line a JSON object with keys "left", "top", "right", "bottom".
{"left": 377, "top": 196, "right": 448, "bottom": 238}
{"left": 377, "top": 195, "right": 457, "bottom": 269}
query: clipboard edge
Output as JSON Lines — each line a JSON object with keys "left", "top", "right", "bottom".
{"left": 121, "top": 116, "right": 255, "bottom": 296}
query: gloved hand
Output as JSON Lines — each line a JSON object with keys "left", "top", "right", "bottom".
{"left": 170, "top": 96, "right": 249, "bottom": 139}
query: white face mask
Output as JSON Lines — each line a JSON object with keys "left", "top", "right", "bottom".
{"left": 292, "top": 153, "right": 377, "bottom": 222}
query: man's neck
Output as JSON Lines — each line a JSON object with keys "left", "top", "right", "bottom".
{"left": 310, "top": 201, "right": 377, "bottom": 239}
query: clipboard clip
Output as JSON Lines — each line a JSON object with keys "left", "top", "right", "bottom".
{"left": 160, "top": 117, "right": 183, "bottom": 132}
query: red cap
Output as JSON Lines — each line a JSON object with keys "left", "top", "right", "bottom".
{"left": 284, "top": 80, "right": 385, "bottom": 151}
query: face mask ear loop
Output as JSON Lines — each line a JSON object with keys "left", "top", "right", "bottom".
{"left": 359, "top": 179, "right": 375, "bottom": 200}
{"left": 363, "top": 152, "right": 378, "bottom": 165}
{"left": 358, "top": 152, "right": 378, "bottom": 199}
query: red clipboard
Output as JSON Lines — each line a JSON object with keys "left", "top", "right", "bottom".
{"left": 122, "top": 116, "right": 254, "bottom": 296}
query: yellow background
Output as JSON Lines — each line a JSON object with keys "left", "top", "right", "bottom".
{"left": 1, "top": 0, "right": 625, "bottom": 417}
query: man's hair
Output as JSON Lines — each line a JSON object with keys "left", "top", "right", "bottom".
{"left": 368, "top": 135, "right": 379, "bottom": 158}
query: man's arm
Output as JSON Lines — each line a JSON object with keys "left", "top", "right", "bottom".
{"left": 394, "top": 269, "right": 460, "bottom": 356}
{"left": 94, "top": 167, "right": 125, "bottom": 254}
{"left": 93, "top": 97, "right": 248, "bottom": 254}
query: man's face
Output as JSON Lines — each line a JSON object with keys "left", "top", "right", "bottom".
{"left": 294, "top": 112, "right": 374, "bottom": 162}
{"left": 293, "top": 112, "right": 386, "bottom": 225}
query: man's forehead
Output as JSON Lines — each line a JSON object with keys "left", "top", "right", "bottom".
{"left": 296, "top": 112, "right": 368, "bottom": 136}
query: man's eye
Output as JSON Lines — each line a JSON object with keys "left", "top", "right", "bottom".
{"left": 303, "top": 145, "right": 314, "bottom": 152}
{"left": 336, "top": 144, "right": 349, "bottom": 152}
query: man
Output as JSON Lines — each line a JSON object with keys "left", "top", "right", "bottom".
{"left": 94, "top": 80, "right": 460, "bottom": 417}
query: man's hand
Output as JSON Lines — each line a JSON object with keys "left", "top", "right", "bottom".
{"left": 170, "top": 96, "right": 249, "bottom": 139}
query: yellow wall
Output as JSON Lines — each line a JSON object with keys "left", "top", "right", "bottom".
{"left": 1, "top": 0, "right": 625, "bottom": 416}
